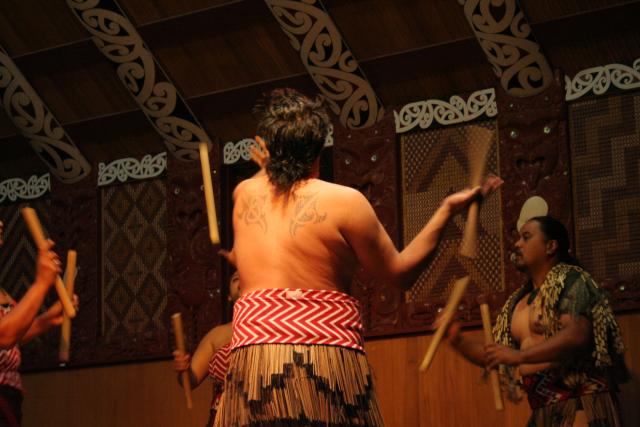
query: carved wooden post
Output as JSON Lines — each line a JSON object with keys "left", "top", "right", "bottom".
{"left": 165, "top": 153, "right": 223, "bottom": 350}
{"left": 332, "top": 113, "right": 402, "bottom": 335}
{"left": 497, "top": 72, "right": 573, "bottom": 291}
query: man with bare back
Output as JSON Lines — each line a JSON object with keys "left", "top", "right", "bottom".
{"left": 446, "top": 216, "right": 628, "bottom": 427}
{"left": 214, "top": 88, "right": 501, "bottom": 427}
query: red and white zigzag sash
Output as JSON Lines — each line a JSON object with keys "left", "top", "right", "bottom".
{"left": 208, "top": 343, "right": 231, "bottom": 383}
{"left": 208, "top": 342, "right": 231, "bottom": 411}
{"left": 231, "top": 288, "right": 364, "bottom": 352}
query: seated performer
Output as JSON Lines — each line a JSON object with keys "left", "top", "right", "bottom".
{"left": 172, "top": 271, "right": 241, "bottom": 426}
{"left": 0, "top": 219, "right": 78, "bottom": 426}
{"left": 213, "top": 88, "right": 502, "bottom": 426}
{"left": 446, "top": 216, "right": 628, "bottom": 427}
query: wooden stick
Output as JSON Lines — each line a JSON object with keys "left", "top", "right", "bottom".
{"left": 420, "top": 276, "right": 470, "bottom": 372}
{"left": 198, "top": 142, "right": 220, "bottom": 245}
{"left": 171, "top": 313, "right": 193, "bottom": 409}
{"left": 20, "top": 208, "right": 76, "bottom": 318}
{"left": 480, "top": 303, "right": 504, "bottom": 411}
{"left": 460, "top": 202, "right": 481, "bottom": 258}
{"left": 59, "top": 250, "right": 77, "bottom": 363}
{"left": 460, "top": 127, "right": 493, "bottom": 259}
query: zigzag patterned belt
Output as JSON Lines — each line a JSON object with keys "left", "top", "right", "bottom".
{"left": 231, "top": 288, "right": 364, "bottom": 352}
{"left": 208, "top": 343, "right": 231, "bottom": 383}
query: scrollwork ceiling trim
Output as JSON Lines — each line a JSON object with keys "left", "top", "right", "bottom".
{"left": 264, "top": 0, "right": 384, "bottom": 130}
{"left": 0, "top": 47, "right": 91, "bottom": 183}
{"left": 66, "top": 0, "right": 214, "bottom": 161}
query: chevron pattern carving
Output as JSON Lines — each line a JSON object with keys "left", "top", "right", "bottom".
{"left": 0, "top": 203, "right": 52, "bottom": 301}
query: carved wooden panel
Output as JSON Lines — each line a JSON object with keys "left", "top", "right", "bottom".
{"left": 165, "top": 154, "right": 224, "bottom": 352}
{"left": 332, "top": 113, "right": 404, "bottom": 336}
{"left": 497, "top": 72, "right": 573, "bottom": 293}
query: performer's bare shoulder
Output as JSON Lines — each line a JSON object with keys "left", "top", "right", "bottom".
{"left": 232, "top": 175, "right": 372, "bottom": 294}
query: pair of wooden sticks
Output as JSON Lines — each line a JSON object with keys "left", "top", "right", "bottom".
{"left": 419, "top": 126, "right": 503, "bottom": 411}
{"left": 171, "top": 142, "right": 221, "bottom": 410}
{"left": 20, "top": 207, "right": 77, "bottom": 363}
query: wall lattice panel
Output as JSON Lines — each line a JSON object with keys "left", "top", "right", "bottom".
{"left": 100, "top": 179, "right": 168, "bottom": 354}
{"left": 400, "top": 121, "right": 504, "bottom": 304}
{"left": 569, "top": 91, "right": 640, "bottom": 310}
{"left": 0, "top": 201, "right": 48, "bottom": 300}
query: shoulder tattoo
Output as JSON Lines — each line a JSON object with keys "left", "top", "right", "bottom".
{"left": 289, "top": 192, "right": 327, "bottom": 236}
{"left": 237, "top": 194, "right": 268, "bottom": 233}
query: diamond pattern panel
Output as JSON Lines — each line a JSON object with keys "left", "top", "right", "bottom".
{"left": 101, "top": 179, "right": 168, "bottom": 343}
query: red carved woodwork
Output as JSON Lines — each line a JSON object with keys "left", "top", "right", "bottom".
{"left": 497, "top": 71, "right": 573, "bottom": 293}
{"left": 165, "top": 152, "right": 224, "bottom": 353}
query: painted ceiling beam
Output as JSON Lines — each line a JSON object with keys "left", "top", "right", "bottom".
{"left": 2, "top": 2, "right": 637, "bottom": 142}
{"left": 458, "top": 0, "right": 554, "bottom": 97}
{"left": 264, "top": 0, "right": 384, "bottom": 129}
{"left": 0, "top": 46, "right": 91, "bottom": 183}
{"left": 66, "top": 0, "right": 215, "bottom": 161}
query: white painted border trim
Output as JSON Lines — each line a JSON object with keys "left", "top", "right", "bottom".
{"left": 394, "top": 88, "right": 497, "bottom": 134}
{"left": 98, "top": 152, "right": 167, "bottom": 186}
{"left": 223, "top": 125, "right": 334, "bottom": 166}
{"left": 565, "top": 58, "right": 640, "bottom": 101}
{"left": 394, "top": 58, "right": 640, "bottom": 134}
{"left": 223, "top": 139, "right": 257, "bottom": 165}
{"left": 0, "top": 174, "right": 50, "bottom": 204}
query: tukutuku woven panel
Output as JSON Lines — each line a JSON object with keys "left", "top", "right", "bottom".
{"left": 0, "top": 200, "right": 55, "bottom": 303}
{"left": 569, "top": 92, "right": 640, "bottom": 283}
{"left": 100, "top": 179, "right": 168, "bottom": 343}
{"left": 400, "top": 120, "right": 504, "bottom": 302}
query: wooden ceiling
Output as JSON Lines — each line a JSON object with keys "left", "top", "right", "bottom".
{"left": 1, "top": 0, "right": 640, "bottom": 179}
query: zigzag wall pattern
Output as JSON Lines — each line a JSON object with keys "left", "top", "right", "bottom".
{"left": 0, "top": 201, "right": 59, "bottom": 367}
{"left": 570, "top": 92, "right": 640, "bottom": 284}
